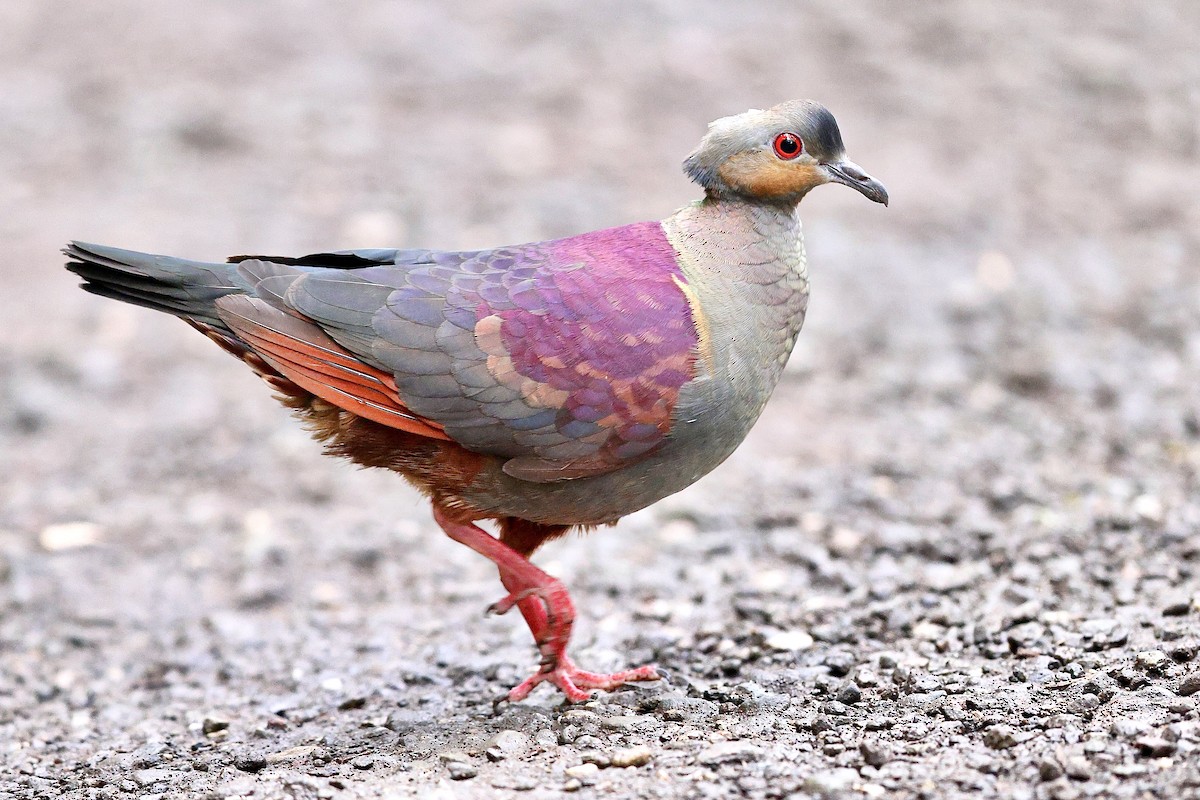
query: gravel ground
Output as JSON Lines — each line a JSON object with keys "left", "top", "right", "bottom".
{"left": 3, "top": 2, "right": 1200, "bottom": 798}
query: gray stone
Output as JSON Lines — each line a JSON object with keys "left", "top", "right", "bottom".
{"left": 233, "top": 754, "right": 267, "bottom": 773}
{"left": 697, "top": 741, "right": 761, "bottom": 765}
{"left": 859, "top": 739, "right": 890, "bottom": 767}
{"left": 984, "top": 725, "right": 1018, "bottom": 749}
{"left": 1168, "top": 698, "right": 1196, "bottom": 714}
{"left": 1064, "top": 756, "right": 1092, "bottom": 781}
{"left": 804, "top": 768, "right": 860, "bottom": 796}
{"left": 1135, "top": 736, "right": 1176, "bottom": 758}
{"left": 1110, "top": 717, "right": 1146, "bottom": 738}
{"left": 837, "top": 683, "right": 863, "bottom": 704}
{"left": 132, "top": 769, "right": 170, "bottom": 787}
{"left": 1038, "top": 759, "right": 1064, "bottom": 781}
{"left": 485, "top": 729, "right": 533, "bottom": 761}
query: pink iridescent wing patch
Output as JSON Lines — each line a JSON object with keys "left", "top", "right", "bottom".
{"left": 467, "top": 224, "right": 698, "bottom": 480}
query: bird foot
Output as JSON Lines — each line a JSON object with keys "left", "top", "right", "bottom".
{"left": 432, "top": 510, "right": 660, "bottom": 704}
{"left": 506, "top": 655, "right": 660, "bottom": 703}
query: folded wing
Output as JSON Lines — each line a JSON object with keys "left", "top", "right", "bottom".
{"left": 226, "top": 223, "right": 699, "bottom": 483}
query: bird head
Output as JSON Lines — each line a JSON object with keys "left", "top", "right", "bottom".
{"left": 683, "top": 100, "right": 888, "bottom": 207}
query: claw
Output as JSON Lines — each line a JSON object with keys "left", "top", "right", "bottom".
{"left": 487, "top": 586, "right": 544, "bottom": 617}
{"left": 491, "top": 693, "right": 513, "bottom": 715}
{"left": 486, "top": 597, "right": 515, "bottom": 616}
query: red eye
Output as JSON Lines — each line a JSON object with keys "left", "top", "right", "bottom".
{"left": 772, "top": 132, "right": 803, "bottom": 160}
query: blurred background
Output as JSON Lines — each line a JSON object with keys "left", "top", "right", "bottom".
{"left": 2, "top": 1, "right": 1199, "bottom": 796}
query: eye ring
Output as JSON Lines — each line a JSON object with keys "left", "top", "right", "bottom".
{"left": 772, "top": 132, "right": 803, "bottom": 160}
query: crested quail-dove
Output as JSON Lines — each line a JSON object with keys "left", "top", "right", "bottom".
{"left": 65, "top": 100, "right": 887, "bottom": 703}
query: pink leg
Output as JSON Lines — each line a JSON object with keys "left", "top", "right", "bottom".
{"left": 432, "top": 506, "right": 659, "bottom": 702}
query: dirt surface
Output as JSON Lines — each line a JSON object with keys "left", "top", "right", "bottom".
{"left": 3, "top": 2, "right": 1200, "bottom": 798}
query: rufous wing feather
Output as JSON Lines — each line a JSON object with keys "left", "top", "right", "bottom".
{"left": 215, "top": 294, "right": 451, "bottom": 440}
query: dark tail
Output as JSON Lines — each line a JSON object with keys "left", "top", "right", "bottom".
{"left": 64, "top": 241, "right": 250, "bottom": 329}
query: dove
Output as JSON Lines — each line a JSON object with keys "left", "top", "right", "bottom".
{"left": 65, "top": 100, "right": 887, "bottom": 702}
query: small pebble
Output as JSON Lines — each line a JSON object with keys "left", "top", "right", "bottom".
{"left": 485, "top": 729, "right": 532, "bottom": 761}
{"left": 855, "top": 669, "right": 879, "bottom": 687}
{"left": 906, "top": 671, "right": 942, "bottom": 694}
{"left": 565, "top": 763, "right": 599, "bottom": 780}
{"left": 1064, "top": 756, "right": 1092, "bottom": 781}
{"left": 837, "top": 684, "right": 862, "bottom": 705}
{"left": 266, "top": 745, "right": 318, "bottom": 764}
{"left": 1168, "top": 698, "right": 1195, "bottom": 714}
{"left": 824, "top": 652, "right": 856, "bottom": 677}
{"left": 132, "top": 768, "right": 170, "bottom": 787}
{"left": 351, "top": 755, "right": 374, "bottom": 770}
{"left": 1135, "top": 650, "right": 1168, "bottom": 671}
{"left": 1162, "top": 597, "right": 1192, "bottom": 617}
{"left": 697, "top": 740, "right": 761, "bottom": 765}
{"left": 234, "top": 755, "right": 267, "bottom": 773}
{"left": 984, "top": 725, "right": 1017, "bottom": 750}
{"left": 1038, "top": 759, "right": 1064, "bottom": 781}
{"left": 804, "top": 768, "right": 860, "bottom": 796}
{"left": 764, "top": 630, "right": 815, "bottom": 651}
{"left": 39, "top": 521, "right": 102, "bottom": 551}
{"left": 1171, "top": 642, "right": 1198, "bottom": 662}
{"left": 1135, "top": 736, "right": 1176, "bottom": 758}
{"left": 1080, "top": 619, "right": 1129, "bottom": 650}
{"left": 821, "top": 700, "right": 849, "bottom": 716}
{"left": 610, "top": 745, "right": 653, "bottom": 768}
{"left": 806, "top": 715, "right": 834, "bottom": 733}
{"left": 447, "top": 761, "right": 477, "bottom": 780}
{"left": 202, "top": 717, "right": 230, "bottom": 735}
{"left": 859, "top": 739, "right": 890, "bottom": 767}
{"left": 1110, "top": 718, "right": 1145, "bottom": 738}
{"left": 492, "top": 776, "right": 539, "bottom": 791}
{"left": 828, "top": 525, "right": 865, "bottom": 556}
{"left": 1177, "top": 672, "right": 1200, "bottom": 696}
{"left": 1132, "top": 494, "right": 1163, "bottom": 523}
{"left": 601, "top": 714, "right": 646, "bottom": 731}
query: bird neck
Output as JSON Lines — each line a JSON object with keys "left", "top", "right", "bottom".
{"left": 662, "top": 194, "right": 810, "bottom": 399}
{"left": 664, "top": 196, "right": 807, "bottom": 289}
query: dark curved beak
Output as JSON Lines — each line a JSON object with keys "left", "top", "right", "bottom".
{"left": 823, "top": 159, "right": 889, "bottom": 206}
